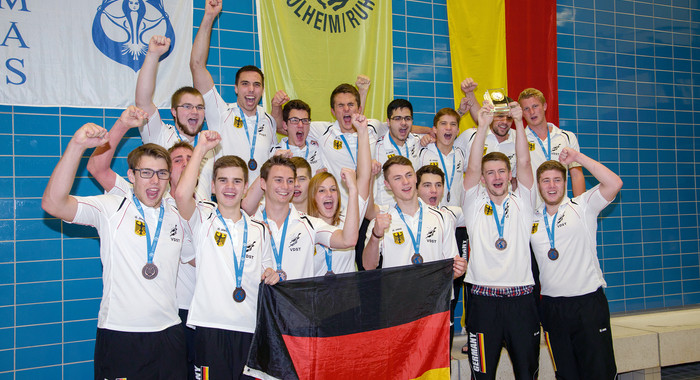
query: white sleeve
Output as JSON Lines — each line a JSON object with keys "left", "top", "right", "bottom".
{"left": 138, "top": 111, "right": 164, "bottom": 145}
{"left": 308, "top": 121, "right": 327, "bottom": 141}
{"left": 441, "top": 213, "right": 458, "bottom": 260}
{"left": 202, "top": 87, "right": 227, "bottom": 133}
{"left": 564, "top": 130, "right": 582, "bottom": 169}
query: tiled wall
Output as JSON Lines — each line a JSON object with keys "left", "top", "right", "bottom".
{"left": 1, "top": 0, "right": 699, "bottom": 377}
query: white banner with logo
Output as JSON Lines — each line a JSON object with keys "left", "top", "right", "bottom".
{"left": 0, "top": 0, "right": 192, "bottom": 108}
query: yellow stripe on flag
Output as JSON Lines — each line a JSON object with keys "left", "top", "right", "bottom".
{"left": 448, "top": 0, "right": 508, "bottom": 130}
{"left": 412, "top": 366, "right": 451, "bottom": 380}
{"left": 258, "top": 0, "right": 392, "bottom": 122}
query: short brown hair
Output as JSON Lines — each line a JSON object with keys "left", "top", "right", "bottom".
{"left": 382, "top": 155, "right": 414, "bottom": 180}
{"left": 167, "top": 141, "right": 194, "bottom": 155}
{"left": 213, "top": 155, "right": 248, "bottom": 184}
{"left": 236, "top": 65, "right": 265, "bottom": 87}
{"left": 518, "top": 88, "right": 546, "bottom": 105}
{"left": 433, "top": 108, "right": 461, "bottom": 127}
{"left": 481, "top": 152, "right": 510, "bottom": 173}
{"left": 170, "top": 86, "right": 203, "bottom": 109}
{"left": 283, "top": 99, "right": 311, "bottom": 122}
{"left": 289, "top": 157, "right": 311, "bottom": 176}
{"left": 536, "top": 160, "right": 566, "bottom": 182}
{"left": 416, "top": 165, "right": 444, "bottom": 186}
{"left": 330, "top": 83, "right": 361, "bottom": 109}
{"left": 127, "top": 143, "right": 172, "bottom": 171}
{"left": 307, "top": 172, "right": 342, "bottom": 226}
{"left": 260, "top": 155, "right": 297, "bottom": 181}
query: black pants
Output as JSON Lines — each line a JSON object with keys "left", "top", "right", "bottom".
{"left": 194, "top": 326, "right": 255, "bottom": 380}
{"left": 179, "top": 308, "right": 197, "bottom": 380}
{"left": 540, "top": 288, "right": 617, "bottom": 380}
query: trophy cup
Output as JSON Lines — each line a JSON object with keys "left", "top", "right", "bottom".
{"left": 483, "top": 88, "right": 510, "bottom": 113}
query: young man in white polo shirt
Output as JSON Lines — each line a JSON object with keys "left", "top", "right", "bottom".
{"left": 461, "top": 101, "right": 540, "bottom": 380}
{"left": 43, "top": 123, "right": 187, "bottom": 379}
{"left": 531, "top": 148, "right": 622, "bottom": 379}
{"left": 173, "top": 130, "right": 279, "bottom": 379}
{"left": 269, "top": 99, "right": 324, "bottom": 175}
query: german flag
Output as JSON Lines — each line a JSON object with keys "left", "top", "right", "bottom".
{"left": 244, "top": 260, "right": 454, "bottom": 380}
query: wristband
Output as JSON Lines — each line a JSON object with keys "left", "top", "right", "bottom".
{"left": 371, "top": 229, "right": 383, "bottom": 239}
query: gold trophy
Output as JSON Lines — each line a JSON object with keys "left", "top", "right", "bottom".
{"left": 483, "top": 88, "right": 510, "bottom": 113}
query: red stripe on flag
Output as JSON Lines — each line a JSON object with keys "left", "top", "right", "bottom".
{"left": 505, "top": 0, "right": 559, "bottom": 125}
{"left": 282, "top": 311, "right": 450, "bottom": 379}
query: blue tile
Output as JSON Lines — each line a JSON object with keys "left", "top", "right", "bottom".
{"left": 63, "top": 362, "right": 94, "bottom": 379}
{"left": 64, "top": 320, "right": 98, "bottom": 342}
{"left": 14, "top": 114, "right": 60, "bottom": 135}
{"left": 64, "top": 299, "right": 100, "bottom": 321}
{"left": 64, "top": 258, "right": 102, "bottom": 280}
{"left": 16, "top": 323, "right": 62, "bottom": 348}
{"left": 16, "top": 302, "right": 62, "bottom": 326}
{"left": 0, "top": 348, "right": 12, "bottom": 372}
{"left": 16, "top": 281, "right": 61, "bottom": 304}
{"left": 406, "top": 0, "right": 431, "bottom": 18}
{"left": 15, "top": 345, "right": 62, "bottom": 370}
{"left": 64, "top": 279, "right": 102, "bottom": 300}
{"left": 63, "top": 341, "right": 95, "bottom": 364}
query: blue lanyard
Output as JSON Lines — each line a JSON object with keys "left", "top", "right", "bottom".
{"left": 489, "top": 199, "right": 508, "bottom": 240}
{"left": 132, "top": 194, "right": 164, "bottom": 264}
{"left": 174, "top": 128, "right": 198, "bottom": 146}
{"left": 286, "top": 139, "right": 309, "bottom": 160}
{"left": 543, "top": 211, "right": 558, "bottom": 250}
{"left": 323, "top": 246, "right": 332, "bottom": 272}
{"left": 531, "top": 126, "right": 551, "bottom": 161}
{"left": 395, "top": 203, "right": 423, "bottom": 255}
{"left": 262, "top": 208, "right": 290, "bottom": 272}
{"left": 339, "top": 134, "right": 357, "bottom": 166}
{"left": 437, "top": 147, "right": 455, "bottom": 195}
{"left": 216, "top": 209, "right": 248, "bottom": 289}
{"left": 241, "top": 110, "right": 259, "bottom": 163}
{"left": 388, "top": 134, "right": 408, "bottom": 158}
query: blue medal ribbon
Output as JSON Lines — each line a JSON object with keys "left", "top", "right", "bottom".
{"left": 388, "top": 134, "right": 409, "bottom": 158}
{"left": 323, "top": 246, "right": 332, "bottom": 273}
{"left": 531, "top": 126, "right": 551, "bottom": 161}
{"left": 174, "top": 128, "right": 198, "bottom": 147}
{"left": 437, "top": 147, "right": 456, "bottom": 199}
{"left": 132, "top": 194, "right": 164, "bottom": 265}
{"left": 394, "top": 203, "right": 423, "bottom": 256}
{"left": 262, "top": 208, "right": 290, "bottom": 273}
{"left": 241, "top": 109, "right": 259, "bottom": 164}
{"left": 286, "top": 139, "right": 310, "bottom": 160}
{"left": 339, "top": 134, "right": 357, "bottom": 166}
{"left": 215, "top": 209, "right": 248, "bottom": 290}
{"left": 489, "top": 199, "right": 508, "bottom": 242}
{"left": 543, "top": 210, "right": 558, "bottom": 251}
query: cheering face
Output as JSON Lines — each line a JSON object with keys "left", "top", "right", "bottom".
{"left": 235, "top": 71, "right": 264, "bottom": 115}
{"left": 169, "top": 147, "right": 193, "bottom": 189}
{"left": 387, "top": 107, "right": 413, "bottom": 143}
{"left": 284, "top": 109, "right": 310, "bottom": 147}
{"left": 434, "top": 114, "right": 459, "bottom": 147}
{"left": 520, "top": 97, "right": 547, "bottom": 129}
{"left": 127, "top": 156, "right": 170, "bottom": 208}
{"left": 384, "top": 164, "right": 417, "bottom": 203}
{"left": 293, "top": 167, "right": 311, "bottom": 205}
{"left": 331, "top": 92, "right": 359, "bottom": 132}
{"left": 538, "top": 169, "right": 566, "bottom": 207}
{"left": 481, "top": 160, "right": 511, "bottom": 199}
{"left": 313, "top": 176, "right": 339, "bottom": 220}
{"left": 490, "top": 113, "right": 513, "bottom": 139}
{"left": 213, "top": 166, "right": 248, "bottom": 209}
{"left": 172, "top": 93, "right": 205, "bottom": 136}
{"left": 261, "top": 165, "right": 295, "bottom": 205}
{"left": 417, "top": 173, "right": 444, "bottom": 207}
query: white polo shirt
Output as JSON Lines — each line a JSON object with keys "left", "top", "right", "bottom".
{"left": 269, "top": 137, "right": 324, "bottom": 174}
{"left": 203, "top": 87, "right": 277, "bottom": 182}
{"left": 462, "top": 181, "right": 536, "bottom": 287}
{"left": 419, "top": 144, "right": 466, "bottom": 207}
{"left": 71, "top": 190, "right": 185, "bottom": 332}
{"left": 531, "top": 185, "right": 610, "bottom": 297}
{"left": 526, "top": 122, "right": 582, "bottom": 177}
{"left": 185, "top": 203, "right": 273, "bottom": 333}
{"left": 374, "top": 130, "right": 422, "bottom": 208}
{"left": 455, "top": 127, "right": 517, "bottom": 173}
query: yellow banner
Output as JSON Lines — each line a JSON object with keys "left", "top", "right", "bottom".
{"left": 448, "top": 0, "right": 507, "bottom": 129}
{"left": 258, "top": 0, "right": 392, "bottom": 122}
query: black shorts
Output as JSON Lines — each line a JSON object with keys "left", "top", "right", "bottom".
{"left": 94, "top": 324, "right": 187, "bottom": 380}
{"left": 540, "top": 287, "right": 617, "bottom": 380}
{"left": 194, "top": 326, "right": 255, "bottom": 380}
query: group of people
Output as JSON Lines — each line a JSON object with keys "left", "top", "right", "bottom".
{"left": 41, "top": 0, "right": 623, "bottom": 379}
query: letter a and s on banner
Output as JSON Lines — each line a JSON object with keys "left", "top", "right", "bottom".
{"left": 257, "top": 0, "right": 392, "bottom": 122}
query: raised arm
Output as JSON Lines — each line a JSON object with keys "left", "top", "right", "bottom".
{"left": 270, "top": 90, "right": 290, "bottom": 134}
{"left": 87, "top": 106, "right": 148, "bottom": 191}
{"left": 559, "top": 148, "right": 622, "bottom": 201}
{"left": 190, "top": 0, "right": 222, "bottom": 95}
{"left": 463, "top": 104, "right": 493, "bottom": 191}
{"left": 330, "top": 168, "right": 360, "bottom": 249}
{"left": 174, "top": 130, "right": 221, "bottom": 220}
{"left": 43, "top": 124, "right": 109, "bottom": 221}
{"left": 458, "top": 78, "right": 480, "bottom": 124}
{"left": 352, "top": 114, "right": 372, "bottom": 200}
{"left": 511, "top": 101, "right": 533, "bottom": 189}
{"left": 356, "top": 75, "right": 370, "bottom": 116}
{"left": 569, "top": 166, "right": 586, "bottom": 196}
{"left": 135, "top": 35, "right": 170, "bottom": 116}
{"left": 363, "top": 211, "right": 391, "bottom": 270}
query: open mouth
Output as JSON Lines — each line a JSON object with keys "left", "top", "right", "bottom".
{"left": 293, "top": 190, "right": 302, "bottom": 197}
{"left": 429, "top": 196, "right": 438, "bottom": 205}
{"left": 323, "top": 199, "right": 334, "bottom": 210}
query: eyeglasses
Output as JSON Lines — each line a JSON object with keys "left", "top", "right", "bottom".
{"left": 177, "top": 104, "right": 205, "bottom": 111}
{"left": 134, "top": 168, "right": 171, "bottom": 180}
{"left": 390, "top": 116, "right": 413, "bottom": 122}
{"left": 288, "top": 117, "right": 311, "bottom": 125}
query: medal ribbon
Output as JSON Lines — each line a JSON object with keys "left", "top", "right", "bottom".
{"left": 132, "top": 194, "right": 164, "bottom": 265}
{"left": 216, "top": 209, "right": 248, "bottom": 289}
{"left": 339, "top": 134, "right": 357, "bottom": 166}
{"left": 286, "top": 139, "right": 310, "bottom": 160}
{"left": 489, "top": 199, "right": 508, "bottom": 242}
{"left": 323, "top": 246, "right": 332, "bottom": 272}
{"left": 388, "top": 134, "right": 409, "bottom": 158}
{"left": 241, "top": 109, "right": 259, "bottom": 164}
{"left": 543, "top": 211, "right": 558, "bottom": 251}
{"left": 395, "top": 203, "right": 423, "bottom": 256}
{"left": 174, "top": 128, "right": 198, "bottom": 147}
{"left": 437, "top": 148, "right": 456, "bottom": 197}
{"left": 531, "top": 126, "right": 551, "bottom": 161}
{"left": 262, "top": 208, "right": 290, "bottom": 272}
